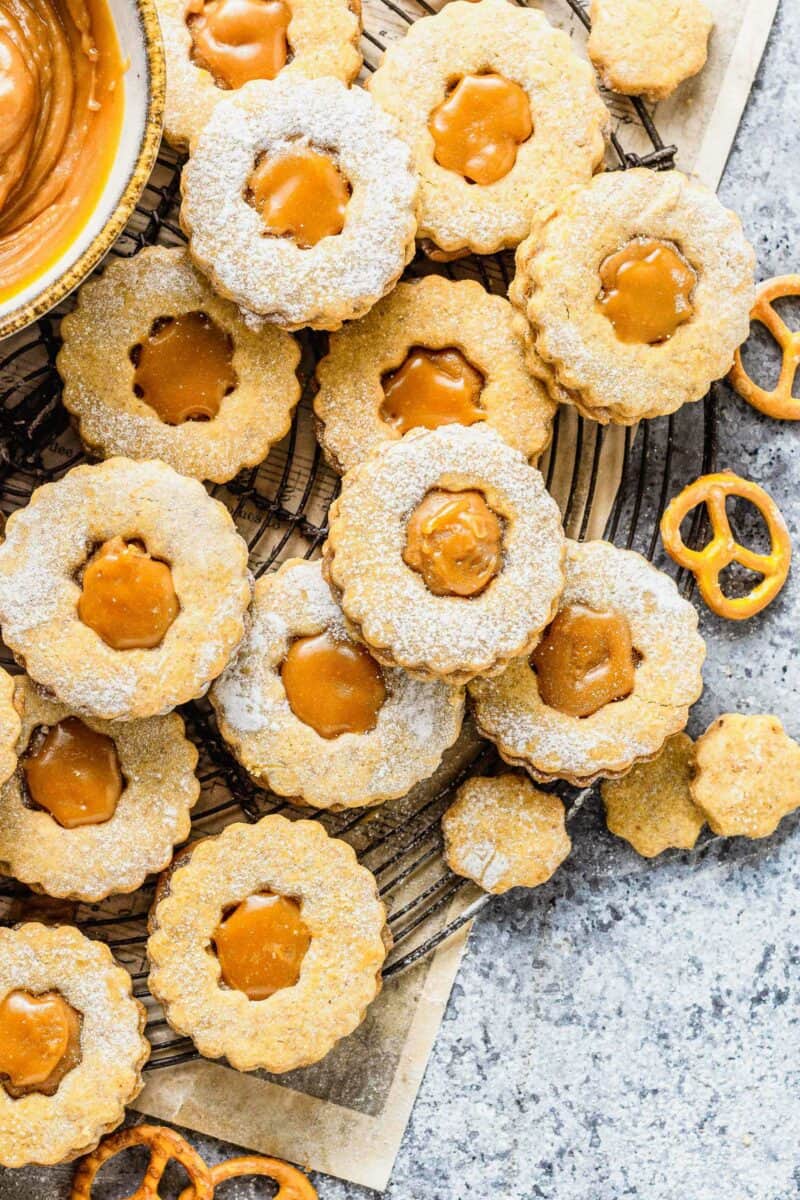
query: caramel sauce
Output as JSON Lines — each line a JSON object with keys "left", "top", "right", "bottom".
{"left": 23, "top": 717, "right": 123, "bottom": 828}
{"left": 247, "top": 149, "right": 350, "bottom": 248}
{"left": 531, "top": 604, "right": 636, "bottom": 718}
{"left": 78, "top": 536, "right": 180, "bottom": 651}
{"left": 403, "top": 488, "right": 503, "bottom": 597}
{"left": 131, "top": 311, "right": 237, "bottom": 425}
{"left": 597, "top": 238, "right": 696, "bottom": 345}
{"left": 380, "top": 347, "right": 485, "bottom": 435}
{"left": 429, "top": 73, "right": 532, "bottom": 186}
{"left": 213, "top": 892, "right": 311, "bottom": 1000}
{"left": 0, "top": 0, "right": 125, "bottom": 304}
{"left": 0, "top": 990, "right": 82, "bottom": 1098}
{"left": 188, "top": 0, "right": 290, "bottom": 90}
{"left": 281, "top": 630, "right": 386, "bottom": 738}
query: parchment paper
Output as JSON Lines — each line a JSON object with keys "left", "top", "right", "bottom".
{"left": 131, "top": 2, "right": 778, "bottom": 1190}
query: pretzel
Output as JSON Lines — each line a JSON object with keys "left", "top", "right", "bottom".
{"left": 729, "top": 275, "right": 800, "bottom": 419}
{"left": 71, "top": 1125, "right": 214, "bottom": 1200}
{"left": 660, "top": 471, "right": 792, "bottom": 620}
{"left": 177, "top": 1154, "right": 318, "bottom": 1200}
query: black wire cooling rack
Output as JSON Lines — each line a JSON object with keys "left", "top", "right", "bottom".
{"left": 0, "top": 0, "right": 717, "bottom": 1073}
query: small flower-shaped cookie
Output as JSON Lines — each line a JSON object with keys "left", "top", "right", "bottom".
{"left": 442, "top": 773, "right": 570, "bottom": 894}
{"left": 601, "top": 733, "right": 704, "bottom": 858}
{"left": 588, "top": 0, "right": 713, "bottom": 103}
{"left": 690, "top": 714, "right": 800, "bottom": 839}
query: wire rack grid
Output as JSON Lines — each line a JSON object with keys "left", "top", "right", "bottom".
{"left": 0, "top": 0, "right": 716, "bottom": 1073}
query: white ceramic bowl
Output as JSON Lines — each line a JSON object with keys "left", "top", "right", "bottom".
{"left": 0, "top": 0, "right": 165, "bottom": 339}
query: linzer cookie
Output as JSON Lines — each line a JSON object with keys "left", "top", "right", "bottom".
{"left": 369, "top": 0, "right": 608, "bottom": 256}
{"left": 470, "top": 540, "right": 705, "bottom": 786}
{"left": 158, "top": 0, "right": 361, "bottom": 149}
{"left": 0, "top": 458, "right": 251, "bottom": 721}
{"left": 314, "top": 275, "right": 556, "bottom": 474}
{"left": 511, "top": 169, "right": 755, "bottom": 424}
{"left": 148, "top": 815, "right": 389, "bottom": 1073}
{"left": 442, "top": 773, "right": 570, "bottom": 894}
{"left": 0, "top": 676, "right": 199, "bottom": 902}
{"left": 589, "top": 0, "right": 713, "bottom": 102}
{"left": 58, "top": 247, "right": 301, "bottom": 484}
{"left": 0, "top": 923, "right": 148, "bottom": 1168}
{"left": 601, "top": 733, "right": 704, "bottom": 858}
{"left": 691, "top": 714, "right": 800, "bottom": 839}
{"left": 211, "top": 559, "right": 464, "bottom": 810}
{"left": 181, "top": 75, "right": 418, "bottom": 330}
{"left": 322, "top": 424, "right": 566, "bottom": 684}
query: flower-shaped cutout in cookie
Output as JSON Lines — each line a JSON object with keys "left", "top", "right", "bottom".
{"left": 531, "top": 604, "right": 636, "bottom": 719}
{"left": 429, "top": 73, "right": 532, "bottom": 186}
{"left": 188, "top": 0, "right": 291, "bottom": 89}
{"left": 597, "top": 238, "right": 697, "bottom": 345}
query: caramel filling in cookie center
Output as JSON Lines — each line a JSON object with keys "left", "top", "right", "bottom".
{"left": 213, "top": 892, "right": 311, "bottom": 1000}
{"left": 404, "top": 488, "right": 503, "bottom": 597}
{"left": 531, "top": 604, "right": 636, "bottom": 718}
{"left": 22, "top": 717, "right": 123, "bottom": 829}
{"left": 281, "top": 631, "right": 387, "bottom": 738}
{"left": 78, "top": 536, "right": 180, "bottom": 651}
{"left": 429, "top": 73, "right": 532, "bottom": 186}
{"left": 247, "top": 149, "right": 350, "bottom": 248}
{"left": 188, "top": 0, "right": 290, "bottom": 89}
{"left": 131, "top": 311, "right": 237, "bottom": 425}
{"left": 380, "top": 347, "right": 485, "bottom": 434}
{"left": 597, "top": 238, "right": 696, "bottom": 345}
{"left": 0, "top": 990, "right": 82, "bottom": 1098}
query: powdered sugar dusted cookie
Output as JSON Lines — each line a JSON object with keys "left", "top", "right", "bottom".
{"left": 442, "top": 773, "right": 570, "bottom": 893}
{"left": 602, "top": 733, "right": 704, "bottom": 858}
{"left": 588, "top": 0, "right": 713, "bottom": 103}
{"left": 181, "top": 75, "right": 418, "bottom": 331}
{"left": 211, "top": 559, "right": 464, "bottom": 810}
{"left": 691, "top": 714, "right": 800, "bottom": 839}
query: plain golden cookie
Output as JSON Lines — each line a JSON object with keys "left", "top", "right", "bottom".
{"left": 58, "top": 247, "right": 301, "bottom": 484}
{"left": 314, "top": 275, "right": 556, "bottom": 473}
{"left": 511, "top": 169, "right": 755, "bottom": 424}
{"left": 0, "top": 923, "right": 148, "bottom": 1168}
{"left": 159, "top": 0, "right": 361, "bottom": 149}
{"left": 601, "top": 733, "right": 704, "bottom": 858}
{"left": 589, "top": 0, "right": 713, "bottom": 102}
{"left": 691, "top": 714, "right": 800, "bottom": 839}
{"left": 369, "top": 0, "right": 607, "bottom": 255}
{"left": 442, "top": 773, "right": 570, "bottom": 893}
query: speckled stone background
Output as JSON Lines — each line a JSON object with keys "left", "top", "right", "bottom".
{"left": 3, "top": 2, "right": 799, "bottom": 1196}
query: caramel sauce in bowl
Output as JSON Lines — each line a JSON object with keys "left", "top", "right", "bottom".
{"left": 0, "top": 0, "right": 164, "bottom": 337}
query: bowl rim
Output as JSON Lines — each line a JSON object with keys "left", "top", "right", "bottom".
{"left": 0, "top": 0, "right": 166, "bottom": 341}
